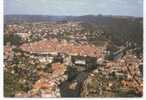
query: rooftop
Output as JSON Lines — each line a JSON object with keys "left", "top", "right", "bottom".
{"left": 20, "top": 39, "right": 102, "bottom": 58}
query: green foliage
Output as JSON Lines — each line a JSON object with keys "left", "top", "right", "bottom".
{"left": 28, "top": 34, "right": 41, "bottom": 42}
{"left": 63, "top": 32, "right": 71, "bottom": 36}
{"left": 44, "top": 63, "right": 52, "bottom": 73}
{"left": 13, "top": 48, "right": 23, "bottom": 53}
{"left": 104, "top": 51, "right": 114, "bottom": 60}
{"left": 115, "top": 88, "right": 140, "bottom": 97}
{"left": 4, "top": 34, "right": 22, "bottom": 46}
{"left": 82, "top": 17, "right": 143, "bottom": 47}
{"left": 4, "top": 72, "right": 21, "bottom": 97}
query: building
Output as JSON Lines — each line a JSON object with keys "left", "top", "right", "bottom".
{"left": 20, "top": 39, "right": 102, "bottom": 58}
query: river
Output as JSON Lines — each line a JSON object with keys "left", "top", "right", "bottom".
{"left": 59, "top": 71, "right": 89, "bottom": 97}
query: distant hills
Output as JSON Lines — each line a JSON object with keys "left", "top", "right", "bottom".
{"left": 4, "top": 15, "right": 142, "bottom": 24}
{"left": 4, "top": 15, "right": 67, "bottom": 23}
{"left": 4, "top": 15, "right": 143, "bottom": 47}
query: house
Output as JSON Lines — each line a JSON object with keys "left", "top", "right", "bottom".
{"left": 53, "top": 53, "right": 64, "bottom": 63}
{"left": 71, "top": 55, "right": 97, "bottom": 71}
{"left": 20, "top": 39, "right": 102, "bottom": 58}
{"left": 38, "top": 56, "right": 53, "bottom": 64}
{"left": 71, "top": 56, "right": 86, "bottom": 66}
{"left": 74, "top": 60, "right": 86, "bottom": 65}
{"left": 4, "top": 46, "right": 13, "bottom": 60}
{"left": 16, "top": 32, "right": 31, "bottom": 41}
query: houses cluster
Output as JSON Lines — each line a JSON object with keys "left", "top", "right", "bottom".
{"left": 79, "top": 51, "right": 143, "bottom": 97}
{"left": 15, "top": 63, "right": 68, "bottom": 97}
{"left": 20, "top": 38, "right": 102, "bottom": 58}
{"left": 4, "top": 45, "right": 13, "bottom": 61}
{"left": 4, "top": 36, "right": 103, "bottom": 97}
{"left": 4, "top": 21, "right": 143, "bottom": 97}
{"left": 5, "top": 22, "right": 84, "bottom": 38}
{"left": 18, "top": 37, "right": 105, "bottom": 73}
{"left": 89, "top": 52, "right": 143, "bottom": 96}
{"left": 4, "top": 45, "right": 68, "bottom": 97}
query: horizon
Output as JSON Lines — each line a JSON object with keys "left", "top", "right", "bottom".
{"left": 4, "top": 0, "right": 143, "bottom": 17}
{"left": 4, "top": 14, "right": 142, "bottom": 18}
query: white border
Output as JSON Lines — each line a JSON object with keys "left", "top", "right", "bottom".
{"left": 143, "top": 0, "right": 146, "bottom": 99}
{"left": 0, "top": 0, "right": 145, "bottom": 100}
{"left": 0, "top": 0, "right": 3, "bottom": 99}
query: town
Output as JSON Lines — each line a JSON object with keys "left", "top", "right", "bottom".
{"left": 4, "top": 15, "right": 143, "bottom": 97}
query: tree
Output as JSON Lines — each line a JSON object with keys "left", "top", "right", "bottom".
{"left": 4, "top": 34, "right": 22, "bottom": 46}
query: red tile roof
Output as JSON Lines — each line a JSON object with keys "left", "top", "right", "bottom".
{"left": 52, "top": 63, "right": 63, "bottom": 71}
{"left": 4, "top": 46, "right": 13, "bottom": 59}
{"left": 20, "top": 39, "right": 102, "bottom": 58}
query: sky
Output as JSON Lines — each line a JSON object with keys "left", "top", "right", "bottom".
{"left": 4, "top": 0, "right": 143, "bottom": 17}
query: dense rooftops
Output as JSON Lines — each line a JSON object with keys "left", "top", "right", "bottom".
{"left": 20, "top": 39, "right": 102, "bottom": 58}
